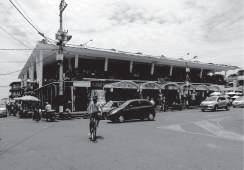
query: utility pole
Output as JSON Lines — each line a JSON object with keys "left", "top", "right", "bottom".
{"left": 56, "top": 0, "right": 72, "bottom": 112}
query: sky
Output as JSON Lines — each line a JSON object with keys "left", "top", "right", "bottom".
{"left": 0, "top": 0, "right": 244, "bottom": 99}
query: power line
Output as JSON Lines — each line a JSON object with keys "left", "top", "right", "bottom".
{"left": 9, "top": 0, "right": 57, "bottom": 43}
{"left": 0, "top": 52, "right": 56, "bottom": 76}
{"left": 0, "top": 26, "right": 30, "bottom": 48}
{"left": 0, "top": 48, "right": 58, "bottom": 51}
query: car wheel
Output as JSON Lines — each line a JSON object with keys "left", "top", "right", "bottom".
{"left": 148, "top": 113, "right": 155, "bottom": 121}
{"left": 213, "top": 105, "right": 217, "bottom": 112}
{"left": 118, "top": 115, "right": 125, "bottom": 123}
{"left": 201, "top": 109, "right": 205, "bottom": 112}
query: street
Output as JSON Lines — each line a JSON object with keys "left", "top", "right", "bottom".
{"left": 0, "top": 108, "right": 243, "bottom": 170}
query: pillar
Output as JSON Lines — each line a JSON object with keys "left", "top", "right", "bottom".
{"left": 104, "top": 58, "right": 108, "bottom": 71}
{"left": 68, "top": 57, "right": 72, "bottom": 70}
{"left": 169, "top": 65, "right": 173, "bottom": 77}
{"left": 71, "top": 86, "right": 74, "bottom": 112}
{"left": 150, "top": 63, "right": 155, "bottom": 75}
{"left": 129, "top": 61, "right": 133, "bottom": 73}
{"left": 200, "top": 68, "right": 203, "bottom": 79}
{"left": 75, "top": 54, "right": 79, "bottom": 69}
{"left": 36, "top": 50, "right": 43, "bottom": 88}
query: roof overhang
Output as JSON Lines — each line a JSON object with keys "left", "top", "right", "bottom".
{"left": 18, "top": 42, "right": 239, "bottom": 78}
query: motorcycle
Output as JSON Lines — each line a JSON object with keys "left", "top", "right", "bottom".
{"left": 42, "top": 109, "right": 56, "bottom": 122}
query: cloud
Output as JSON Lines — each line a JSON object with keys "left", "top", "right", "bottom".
{"left": 0, "top": 0, "right": 243, "bottom": 99}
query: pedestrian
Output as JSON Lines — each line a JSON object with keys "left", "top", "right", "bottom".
{"left": 45, "top": 102, "right": 52, "bottom": 112}
{"left": 150, "top": 98, "right": 155, "bottom": 107}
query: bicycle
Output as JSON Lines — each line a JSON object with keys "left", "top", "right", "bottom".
{"left": 89, "top": 111, "right": 101, "bottom": 141}
{"left": 89, "top": 116, "right": 97, "bottom": 141}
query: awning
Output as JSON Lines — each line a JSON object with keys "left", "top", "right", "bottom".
{"left": 103, "top": 80, "right": 138, "bottom": 89}
{"left": 161, "top": 82, "right": 180, "bottom": 90}
{"left": 139, "top": 82, "right": 161, "bottom": 90}
{"left": 14, "top": 95, "right": 40, "bottom": 102}
{"left": 73, "top": 81, "right": 91, "bottom": 87}
{"left": 210, "top": 92, "right": 221, "bottom": 96}
{"left": 208, "top": 85, "right": 221, "bottom": 92}
{"left": 180, "top": 83, "right": 195, "bottom": 91}
{"left": 194, "top": 85, "right": 209, "bottom": 91}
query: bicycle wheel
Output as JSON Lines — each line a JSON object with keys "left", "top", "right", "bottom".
{"left": 90, "top": 120, "right": 96, "bottom": 141}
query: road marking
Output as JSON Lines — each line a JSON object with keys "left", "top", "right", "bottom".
{"left": 158, "top": 119, "right": 244, "bottom": 142}
{"left": 161, "top": 124, "right": 186, "bottom": 132}
{"left": 195, "top": 120, "right": 244, "bottom": 142}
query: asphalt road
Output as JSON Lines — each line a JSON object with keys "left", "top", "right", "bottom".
{"left": 0, "top": 108, "right": 243, "bottom": 170}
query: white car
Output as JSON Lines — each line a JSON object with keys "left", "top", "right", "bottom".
{"left": 200, "top": 96, "right": 229, "bottom": 112}
{"left": 232, "top": 96, "right": 244, "bottom": 108}
{"left": 0, "top": 104, "right": 7, "bottom": 117}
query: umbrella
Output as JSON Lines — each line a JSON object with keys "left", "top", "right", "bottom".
{"left": 210, "top": 92, "right": 221, "bottom": 96}
{"left": 16, "top": 95, "right": 40, "bottom": 102}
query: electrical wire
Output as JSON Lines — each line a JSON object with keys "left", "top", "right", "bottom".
{"left": 9, "top": 0, "right": 57, "bottom": 43}
{"left": 0, "top": 48, "right": 58, "bottom": 51}
{"left": 0, "top": 26, "right": 30, "bottom": 48}
{"left": 0, "top": 51, "right": 56, "bottom": 76}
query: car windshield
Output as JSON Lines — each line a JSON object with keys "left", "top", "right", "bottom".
{"left": 235, "top": 96, "right": 244, "bottom": 101}
{"left": 119, "top": 100, "right": 132, "bottom": 108}
{"left": 103, "top": 101, "right": 113, "bottom": 108}
{"left": 205, "top": 96, "right": 218, "bottom": 101}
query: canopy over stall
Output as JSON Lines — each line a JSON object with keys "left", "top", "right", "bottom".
{"left": 208, "top": 85, "right": 221, "bottom": 92}
{"left": 139, "top": 82, "right": 161, "bottom": 91}
{"left": 103, "top": 80, "right": 138, "bottom": 90}
{"left": 194, "top": 84, "right": 209, "bottom": 91}
{"left": 14, "top": 95, "right": 40, "bottom": 102}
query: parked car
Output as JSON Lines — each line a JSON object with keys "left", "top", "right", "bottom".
{"left": 200, "top": 96, "right": 229, "bottom": 112}
{"left": 232, "top": 96, "right": 244, "bottom": 108}
{"left": 0, "top": 104, "right": 7, "bottom": 118}
{"left": 101, "top": 101, "right": 124, "bottom": 119}
{"left": 107, "top": 99, "right": 155, "bottom": 123}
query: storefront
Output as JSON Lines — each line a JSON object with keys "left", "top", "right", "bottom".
{"left": 104, "top": 81, "right": 139, "bottom": 101}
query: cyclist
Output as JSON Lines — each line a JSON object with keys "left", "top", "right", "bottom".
{"left": 88, "top": 96, "right": 101, "bottom": 139}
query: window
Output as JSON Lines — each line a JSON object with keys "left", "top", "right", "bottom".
{"left": 140, "top": 100, "right": 151, "bottom": 106}
{"left": 128, "top": 101, "right": 140, "bottom": 107}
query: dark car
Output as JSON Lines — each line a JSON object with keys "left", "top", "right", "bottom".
{"left": 101, "top": 101, "right": 124, "bottom": 119}
{"left": 107, "top": 99, "right": 155, "bottom": 123}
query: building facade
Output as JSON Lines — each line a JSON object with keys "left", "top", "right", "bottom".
{"left": 9, "top": 81, "right": 22, "bottom": 99}
{"left": 18, "top": 42, "right": 239, "bottom": 111}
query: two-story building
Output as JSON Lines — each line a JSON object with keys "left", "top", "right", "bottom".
{"left": 9, "top": 81, "right": 22, "bottom": 99}
{"left": 18, "top": 41, "right": 239, "bottom": 111}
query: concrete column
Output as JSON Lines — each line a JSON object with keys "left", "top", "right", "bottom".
{"left": 104, "top": 58, "right": 108, "bottom": 71}
{"left": 68, "top": 57, "right": 72, "bottom": 70}
{"left": 75, "top": 54, "right": 79, "bottom": 69}
{"left": 29, "top": 59, "right": 34, "bottom": 81}
{"left": 169, "top": 65, "right": 173, "bottom": 77}
{"left": 71, "top": 86, "right": 74, "bottom": 112}
{"left": 129, "top": 61, "right": 133, "bottom": 73}
{"left": 150, "top": 63, "right": 155, "bottom": 75}
{"left": 200, "top": 68, "right": 203, "bottom": 79}
{"left": 36, "top": 50, "right": 43, "bottom": 88}
{"left": 224, "top": 70, "right": 228, "bottom": 80}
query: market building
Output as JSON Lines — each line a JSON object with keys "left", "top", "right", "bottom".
{"left": 18, "top": 41, "right": 239, "bottom": 112}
